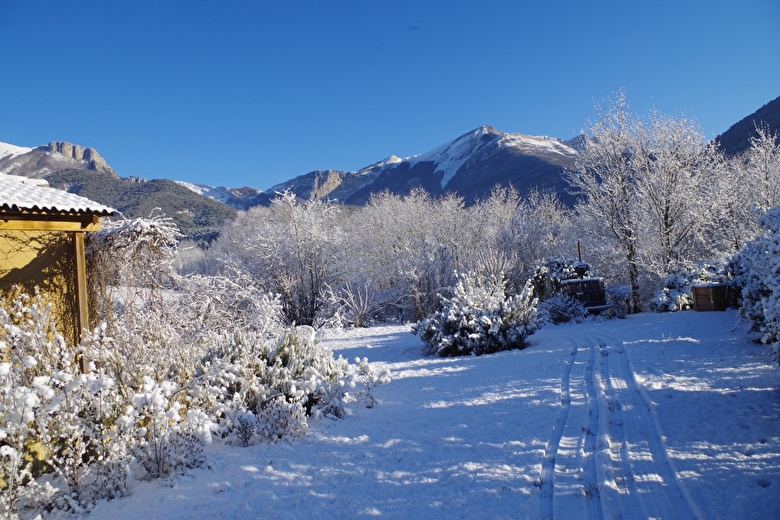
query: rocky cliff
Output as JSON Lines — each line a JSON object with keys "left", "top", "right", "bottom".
{"left": 42, "top": 141, "right": 117, "bottom": 175}
{"left": 0, "top": 140, "right": 120, "bottom": 179}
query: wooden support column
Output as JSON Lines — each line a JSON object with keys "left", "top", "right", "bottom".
{"left": 74, "top": 231, "right": 89, "bottom": 342}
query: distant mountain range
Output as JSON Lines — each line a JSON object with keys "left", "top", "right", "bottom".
{"left": 266, "top": 126, "right": 579, "bottom": 206}
{"left": 0, "top": 141, "right": 236, "bottom": 242}
{"left": 1, "top": 94, "right": 777, "bottom": 240}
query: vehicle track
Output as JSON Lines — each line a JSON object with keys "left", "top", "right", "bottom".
{"left": 540, "top": 335, "right": 696, "bottom": 520}
{"left": 598, "top": 339, "right": 696, "bottom": 519}
{"left": 540, "top": 337, "right": 602, "bottom": 520}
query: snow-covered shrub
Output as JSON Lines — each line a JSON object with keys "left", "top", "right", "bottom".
{"left": 193, "top": 325, "right": 359, "bottom": 444}
{"left": 0, "top": 353, "right": 44, "bottom": 519}
{"left": 602, "top": 284, "right": 632, "bottom": 319}
{"left": 0, "top": 295, "right": 131, "bottom": 516}
{"left": 413, "top": 271, "right": 539, "bottom": 357}
{"left": 174, "top": 273, "right": 282, "bottom": 339}
{"left": 650, "top": 272, "right": 694, "bottom": 312}
{"left": 123, "top": 377, "right": 213, "bottom": 479}
{"left": 354, "top": 357, "right": 391, "bottom": 408}
{"left": 324, "top": 277, "right": 403, "bottom": 328}
{"left": 731, "top": 206, "right": 780, "bottom": 359}
{"left": 538, "top": 294, "right": 588, "bottom": 324}
{"left": 255, "top": 395, "right": 308, "bottom": 441}
{"left": 261, "top": 326, "right": 355, "bottom": 418}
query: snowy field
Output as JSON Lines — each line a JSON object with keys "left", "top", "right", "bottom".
{"left": 76, "top": 310, "right": 779, "bottom": 520}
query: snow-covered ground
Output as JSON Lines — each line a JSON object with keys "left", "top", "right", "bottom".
{"left": 77, "top": 310, "right": 779, "bottom": 520}
{"left": 0, "top": 141, "right": 32, "bottom": 158}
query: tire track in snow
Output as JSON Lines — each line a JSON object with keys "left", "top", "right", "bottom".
{"left": 582, "top": 344, "right": 603, "bottom": 520}
{"left": 539, "top": 342, "right": 577, "bottom": 520}
{"left": 540, "top": 338, "right": 603, "bottom": 520}
{"left": 594, "top": 341, "right": 642, "bottom": 519}
{"left": 598, "top": 339, "right": 696, "bottom": 519}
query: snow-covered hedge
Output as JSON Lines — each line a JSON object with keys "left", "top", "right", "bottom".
{"left": 731, "top": 206, "right": 780, "bottom": 359}
{"left": 0, "top": 293, "right": 383, "bottom": 518}
{"left": 413, "top": 271, "right": 539, "bottom": 357}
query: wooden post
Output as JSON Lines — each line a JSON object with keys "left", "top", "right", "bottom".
{"left": 74, "top": 232, "right": 89, "bottom": 342}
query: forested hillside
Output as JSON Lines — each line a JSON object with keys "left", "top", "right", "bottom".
{"left": 46, "top": 170, "right": 236, "bottom": 242}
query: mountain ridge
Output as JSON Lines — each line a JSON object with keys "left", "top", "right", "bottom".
{"left": 266, "top": 125, "right": 578, "bottom": 205}
{"left": 715, "top": 95, "right": 780, "bottom": 156}
{"left": 1, "top": 95, "right": 778, "bottom": 239}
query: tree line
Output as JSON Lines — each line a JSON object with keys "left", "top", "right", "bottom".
{"left": 182, "top": 91, "right": 779, "bottom": 326}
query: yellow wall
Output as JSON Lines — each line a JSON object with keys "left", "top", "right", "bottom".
{"left": 0, "top": 229, "right": 80, "bottom": 346}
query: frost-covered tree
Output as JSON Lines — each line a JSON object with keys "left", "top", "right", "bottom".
{"left": 700, "top": 151, "right": 758, "bottom": 255}
{"left": 635, "top": 111, "right": 715, "bottom": 275}
{"left": 567, "top": 91, "right": 722, "bottom": 311}
{"left": 466, "top": 186, "right": 576, "bottom": 291}
{"left": 742, "top": 123, "right": 780, "bottom": 211}
{"left": 566, "top": 91, "right": 645, "bottom": 313}
{"left": 700, "top": 123, "right": 779, "bottom": 259}
{"left": 210, "top": 192, "right": 346, "bottom": 327}
{"left": 350, "top": 190, "right": 470, "bottom": 321}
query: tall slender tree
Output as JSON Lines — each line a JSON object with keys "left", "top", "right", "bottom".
{"left": 566, "top": 91, "right": 644, "bottom": 313}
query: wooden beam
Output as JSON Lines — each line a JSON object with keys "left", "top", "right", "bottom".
{"left": 0, "top": 218, "right": 101, "bottom": 232}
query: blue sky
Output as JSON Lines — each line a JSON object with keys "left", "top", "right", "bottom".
{"left": 1, "top": 1, "right": 778, "bottom": 190}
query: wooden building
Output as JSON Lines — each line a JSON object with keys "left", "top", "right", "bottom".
{"left": 691, "top": 283, "right": 731, "bottom": 311}
{"left": 0, "top": 174, "right": 114, "bottom": 345}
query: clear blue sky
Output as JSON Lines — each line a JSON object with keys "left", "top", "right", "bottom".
{"left": 1, "top": 0, "right": 778, "bottom": 190}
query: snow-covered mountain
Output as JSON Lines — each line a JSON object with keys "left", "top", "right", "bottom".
{"left": 0, "top": 141, "right": 118, "bottom": 178}
{"left": 0, "top": 141, "right": 237, "bottom": 241}
{"left": 173, "top": 181, "right": 266, "bottom": 210}
{"left": 267, "top": 126, "right": 579, "bottom": 205}
{"left": 2, "top": 93, "right": 777, "bottom": 225}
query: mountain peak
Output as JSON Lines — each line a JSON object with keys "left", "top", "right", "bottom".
{"left": 41, "top": 141, "right": 117, "bottom": 175}
{"left": 475, "top": 124, "right": 504, "bottom": 136}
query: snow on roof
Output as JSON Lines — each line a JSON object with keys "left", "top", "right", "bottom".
{"left": 0, "top": 174, "right": 114, "bottom": 215}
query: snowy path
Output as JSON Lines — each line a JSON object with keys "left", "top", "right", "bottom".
{"left": 541, "top": 334, "right": 698, "bottom": 520}
{"left": 76, "top": 311, "right": 780, "bottom": 520}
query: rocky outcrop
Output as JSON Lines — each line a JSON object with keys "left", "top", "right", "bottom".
{"left": 0, "top": 140, "right": 120, "bottom": 180}
{"left": 42, "top": 141, "right": 117, "bottom": 175}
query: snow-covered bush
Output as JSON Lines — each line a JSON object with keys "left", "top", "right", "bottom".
{"left": 731, "top": 206, "right": 780, "bottom": 359}
{"left": 123, "top": 377, "right": 212, "bottom": 479}
{"left": 603, "top": 284, "right": 632, "bottom": 319}
{"left": 324, "top": 277, "right": 403, "bottom": 328}
{"left": 538, "top": 294, "right": 588, "bottom": 324}
{"left": 192, "top": 325, "right": 360, "bottom": 445}
{"left": 354, "top": 357, "right": 391, "bottom": 408}
{"left": 0, "top": 294, "right": 131, "bottom": 517}
{"left": 413, "top": 271, "right": 539, "bottom": 357}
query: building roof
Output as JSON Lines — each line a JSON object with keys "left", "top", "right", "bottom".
{"left": 0, "top": 174, "right": 114, "bottom": 216}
